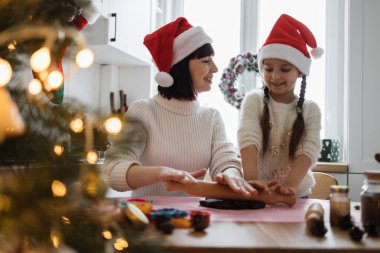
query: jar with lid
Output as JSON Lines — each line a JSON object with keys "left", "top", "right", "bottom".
{"left": 330, "top": 185, "right": 350, "bottom": 226}
{"left": 361, "top": 170, "right": 380, "bottom": 234}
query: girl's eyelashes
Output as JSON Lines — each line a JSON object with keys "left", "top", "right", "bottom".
{"left": 263, "top": 66, "right": 292, "bottom": 72}
{"left": 263, "top": 67, "right": 273, "bottom": 72}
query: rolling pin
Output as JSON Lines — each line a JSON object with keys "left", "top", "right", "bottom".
{"left": 166, "top": 181, "right": 296, "bottom": 206}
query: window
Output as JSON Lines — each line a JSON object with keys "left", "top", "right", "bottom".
{"left": 184, "top": 0, "right": 241, "bottom": 145}
{"left": 183, "top": 0, "right": 344, "bottom": 160}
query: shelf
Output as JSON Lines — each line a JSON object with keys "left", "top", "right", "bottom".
{"left": 88, "top": 44, "right": 150, "bottom": 67}
{"left": 313, "top": 162, "right": 348, "bottom": 173}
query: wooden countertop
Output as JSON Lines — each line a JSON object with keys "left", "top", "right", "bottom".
{"left": 116, "top": 197, "right": 380, "bottom": 253}
{"left": 165, "top": 221, "right": 379, "bottom": 253}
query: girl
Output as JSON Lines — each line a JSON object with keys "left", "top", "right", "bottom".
{"left": 105, "top": 17, "right": 269, "bottom": 197}
{"left": 238, "top": 14, "right": 323, "bottom": 198}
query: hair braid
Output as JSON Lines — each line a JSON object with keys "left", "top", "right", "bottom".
{"left": 289, "top": 75, "right": 307, "bottom": 160}
{"left": 261, "top": 86, "right": 270, "bottom": 155}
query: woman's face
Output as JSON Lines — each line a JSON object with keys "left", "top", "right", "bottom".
{"left": 189, "top": 56, "right": 218, "bottom": 94}
{"left": 262, "top": 58, "right": 302, "bottom": 103}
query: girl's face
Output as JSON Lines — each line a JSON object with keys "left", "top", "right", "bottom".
{"left": 262, "top": 58, "right": 302, "bottom": 103}
{"left": 189, "top": 56, "right": 218, "bottom": 94}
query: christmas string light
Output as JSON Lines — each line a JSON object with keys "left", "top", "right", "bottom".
{"left": 0, "top": 24, "right": 94, "bottom": 90}
{"left": 104, "top": 116, "right": 122, "bottom": 135}
{"left": 28, "top": 79, "right": 42, "bottom": 95}
{"left": 0, "top": 58, "right": 12, "bottom": 86}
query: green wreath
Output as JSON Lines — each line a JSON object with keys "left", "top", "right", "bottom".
{"left": 219, "top": 52, "right": 259, "bottom": 109}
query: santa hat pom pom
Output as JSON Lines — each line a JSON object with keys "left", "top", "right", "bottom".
{"left": 310, "top": 47, "right": 324, "bottom": 59}
{"left": 155, "top": 72, "right": 174, "bottom": 87}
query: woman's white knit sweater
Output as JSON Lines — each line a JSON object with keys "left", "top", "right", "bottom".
{"left": 104, "top": 94, "right": 241, "bottom": 196}
{"left": 238, "top": 90, "right": 321, "bottom": 197}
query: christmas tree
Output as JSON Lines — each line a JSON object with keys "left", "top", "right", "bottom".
{"left": 0, "top": 1, "right": 162, "bottom": 252}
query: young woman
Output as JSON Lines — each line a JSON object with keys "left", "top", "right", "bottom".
{"left": 105, "top": 17, "right": 269, "bottom": 197}
{"left": 238, "top": 14, "right": 323, "bottom": 198}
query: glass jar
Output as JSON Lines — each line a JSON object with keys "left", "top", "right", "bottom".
{"left": 330, "top": 185, "right": 350, "bottom": 226}
{"left": 361, "top": 170, "right": 380, "bottom": 233}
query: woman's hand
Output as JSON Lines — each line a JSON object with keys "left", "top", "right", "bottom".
{"left": 159, "top": 167, "right": 207, "bottom": 185}
{"left": 268, "top": 180, "right": 296, "bottom": 195}
{"left": 215, "top": 168, "right": 271, "bottom": 198}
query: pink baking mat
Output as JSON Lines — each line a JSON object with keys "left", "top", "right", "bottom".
{"left": 119, "top": 196, "right": 361, "bottom": 223}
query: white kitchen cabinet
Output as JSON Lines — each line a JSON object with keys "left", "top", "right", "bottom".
{"left": 83, "top": 0, "right": 154, "bottom": 66}
{"left": 79, "top": 0, "right": 161, "bottom": 117}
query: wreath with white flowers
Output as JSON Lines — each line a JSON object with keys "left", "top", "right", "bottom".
{"left": 219, "top": 52, "right": 260, "bottom": 109}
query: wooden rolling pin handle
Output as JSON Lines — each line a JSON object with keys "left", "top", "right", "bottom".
{"left": 166, "top": 181, "right": 296, "bottom": 207}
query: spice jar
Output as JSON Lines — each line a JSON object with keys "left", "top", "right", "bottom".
{"left": 361, "top": 170, "right": 380, "bottom": 234}
{"left": 330, "top": 185, "right": 350, "bottom": 226}
{"left": 305, "top": 203, "right": 327, "bottom": 236}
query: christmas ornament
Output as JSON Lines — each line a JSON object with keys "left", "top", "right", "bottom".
{"left": 32, "top": 0, "right": 100, "bottom": 104}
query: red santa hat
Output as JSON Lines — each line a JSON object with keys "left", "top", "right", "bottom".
{"left": 143, "top": 17, "right": 212, "bottom": 87}
{"left": 258, "top": 14, "right": 324, "bottom": 76}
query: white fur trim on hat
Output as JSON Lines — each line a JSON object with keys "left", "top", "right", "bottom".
{"left": 258, "top": 43, "right": 312, "bottom": 76}
{"left": 172, "top": 26, "right": 213, "bottom": 67}
{"left": 155, "top": 71, "right": 174, "bottom": 87}
{"left": 80, "top": 2, "right": 100, "bottom": 24}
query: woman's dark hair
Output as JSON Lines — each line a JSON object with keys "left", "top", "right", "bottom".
{"left": 260, "top": 75, "right": 307, "bottom": 160}
{"left": 158, "top": 43, "right": 214, "bottom": 100}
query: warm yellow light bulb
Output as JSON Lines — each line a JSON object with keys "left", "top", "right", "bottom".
{"left": 54, "top": 145, "right": 64, "bottom": 156}
{"left": 47, "top": 70, "right": 63, "bottom": 89}
{"left": 86, "top": 150, "right": 98, "bottom": 164}
{"left": 28, "top": 79, "right": 42, "bottom": 95}
{"left": 50, "top": 230, "right": 61, "bottom": 248}
{"left": 30, "top": 47, "right": 51, "bottom": 72}
{"left": 104, "top": 117, "right": 122, "bottom": 134}
{"left": 114, "top": 237, "right": 129, "bottom": 251}
{"left": 76, "top": 48, "right": 94, "bottom": 68}
{"left": 70, "top": 118, "right": 84, "bottom": 133}
{"left": 7, "top": 41, "right": 16, "bottom": 51}
{"left": 61, "top": 216, "right": 71, "bottom": 224}
{"left": 0, "top": 58, "right": 12, "bottom": 86}
{"left": 51, "top": 180, "right": 67, "bottom": 197}
{"left": 102, "top": 230, "right": 113, "bottom": 240}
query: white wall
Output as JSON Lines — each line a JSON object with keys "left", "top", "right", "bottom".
{"left": 62, "top": 57, "right": 102, "bottom": 115}
{"left": 347, "top": 0, "right": 380, "bottom": 201}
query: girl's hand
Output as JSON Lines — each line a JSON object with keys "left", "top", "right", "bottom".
{"left": 268, "top": 180, "right": 296, "bottom": 195}
{"left": 159, "top": 167, "right": 207, "bottom": 185}
{"left": 215, "top": 168, "right": 270, "bottom": 198}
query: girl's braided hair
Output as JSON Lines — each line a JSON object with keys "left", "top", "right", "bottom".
{"left": 260, "top": 75, "right": 307, "bottom": 160}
